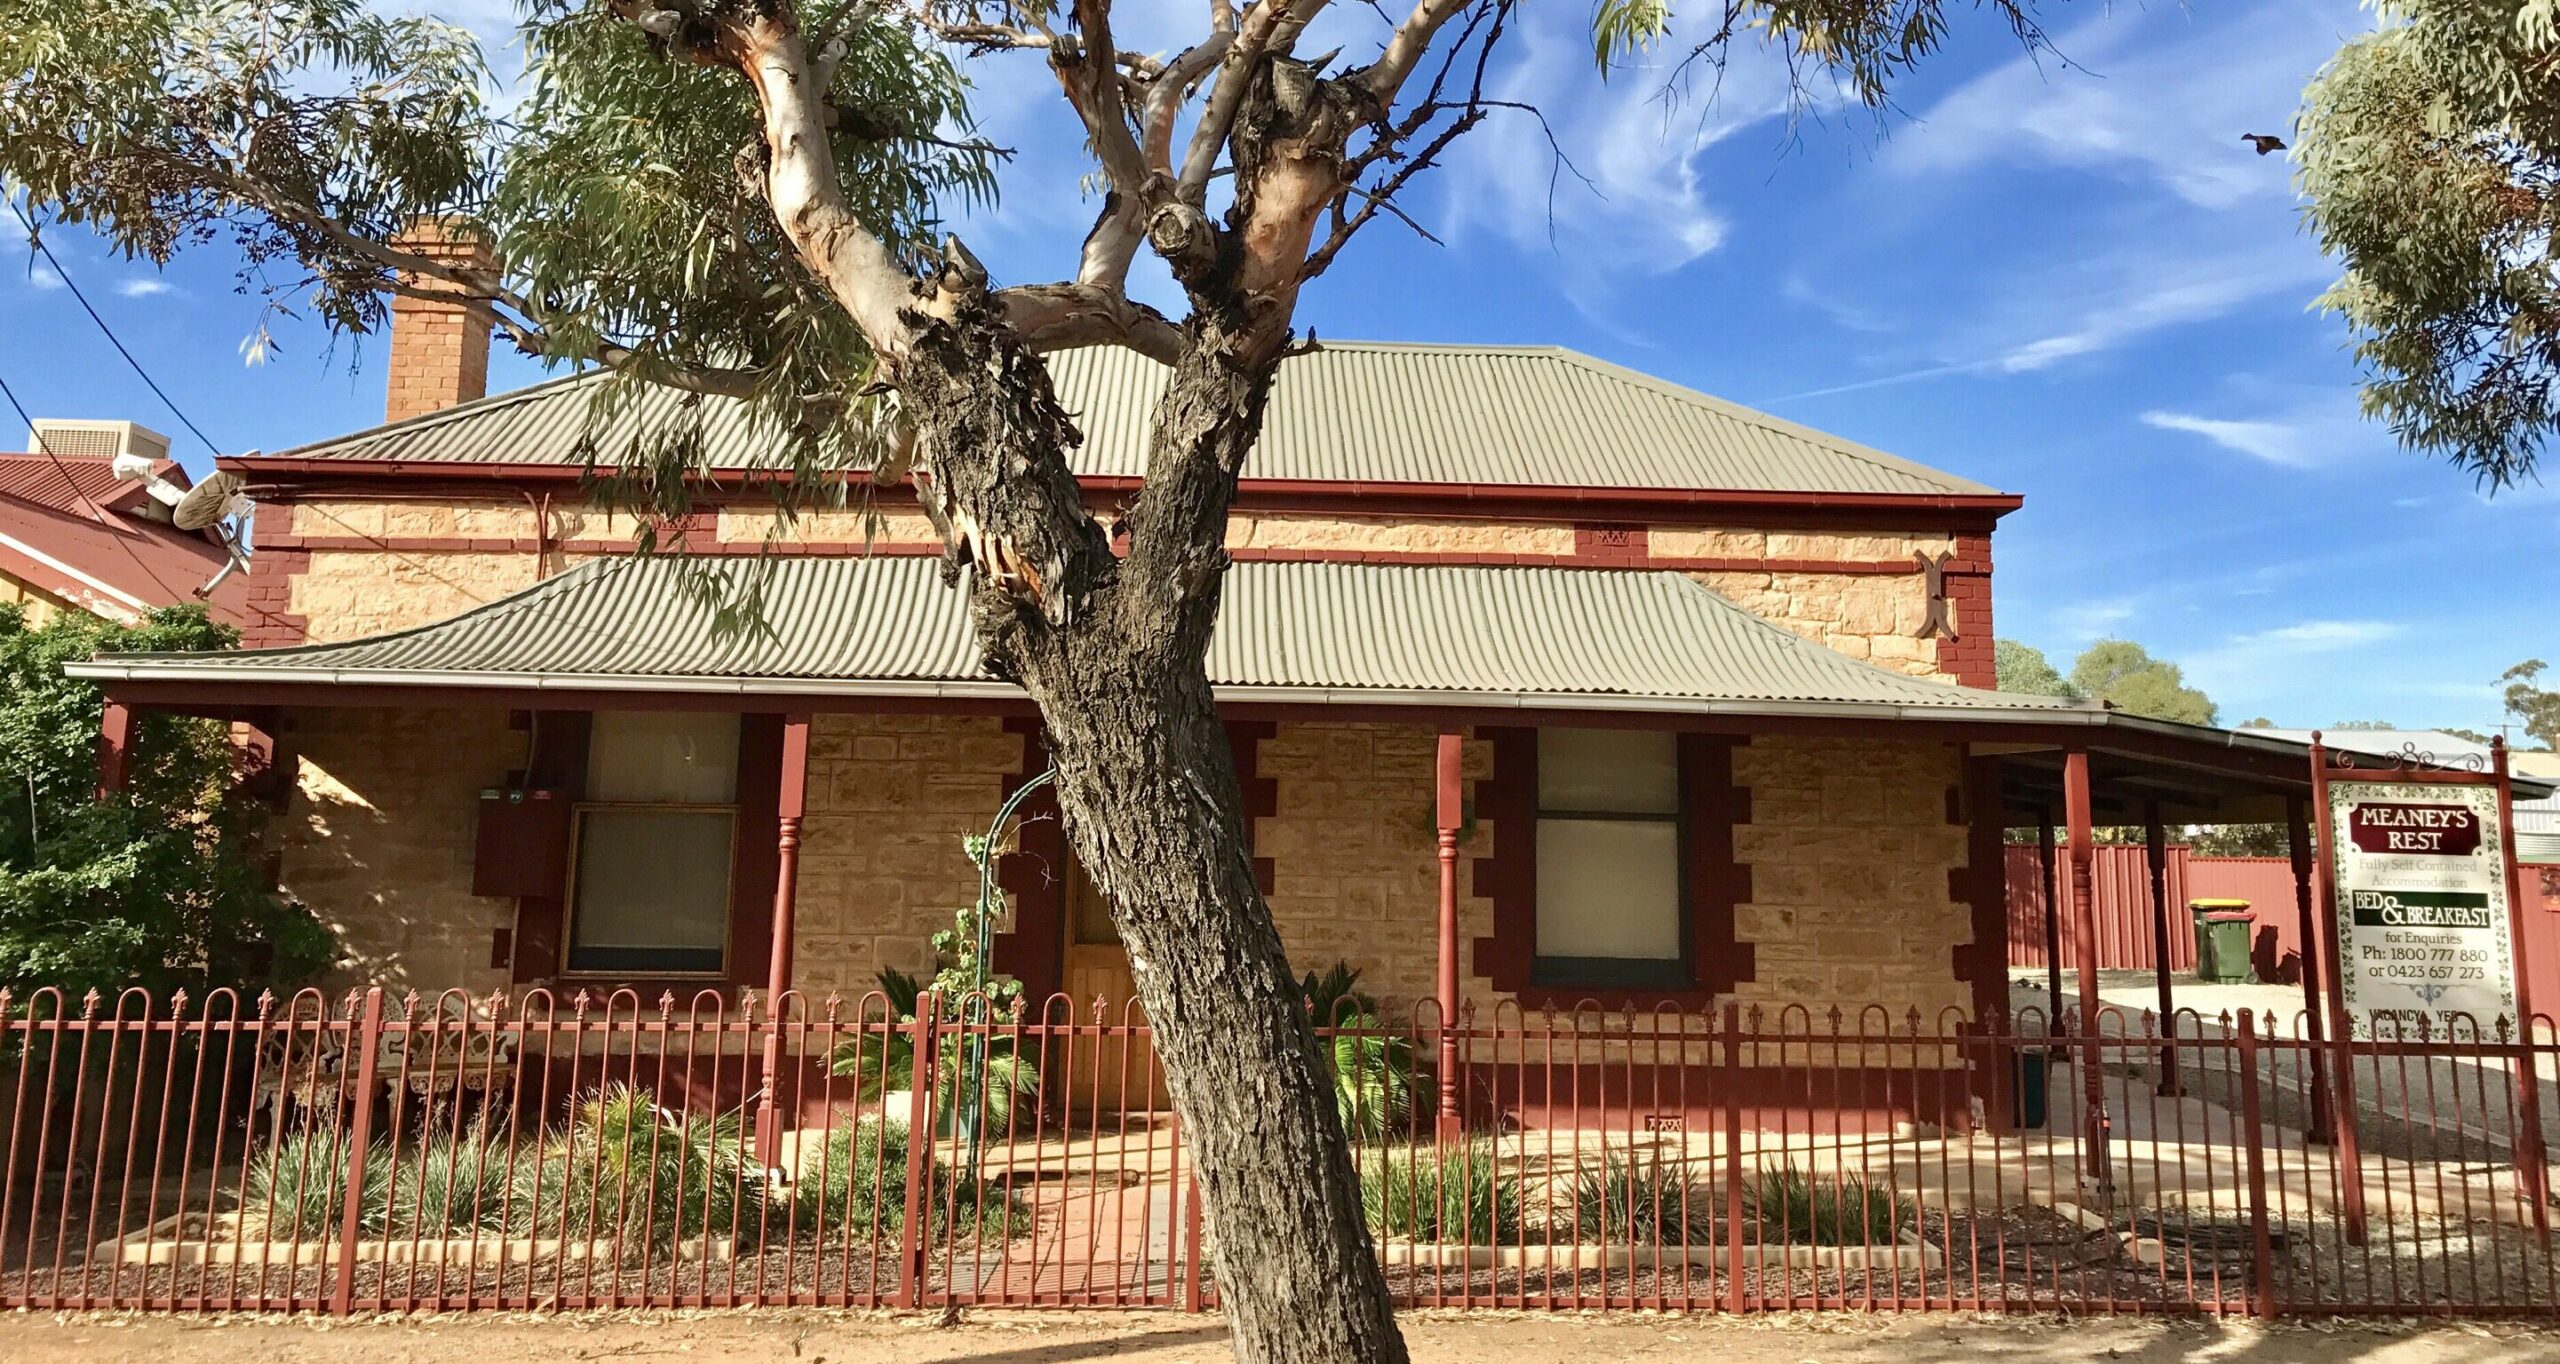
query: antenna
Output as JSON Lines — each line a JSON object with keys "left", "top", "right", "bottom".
{"left": 172, "top": 470, "right": 249, "bottom": 531}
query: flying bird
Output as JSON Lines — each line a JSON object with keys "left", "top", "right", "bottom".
{"left": 2242, "top": 134, "right": 2287, "bottom": 155}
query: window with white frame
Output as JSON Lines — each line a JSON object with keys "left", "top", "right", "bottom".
{"left": 1533, "top": 727, "right": 1689, "bottom": 988}
{"left": 566, "top": 711, "right": 741, "bottom": 975}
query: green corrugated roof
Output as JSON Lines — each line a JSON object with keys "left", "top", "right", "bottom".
{"left": 257, "top": 342, "right": 1997, "bottom": 498}
{"left": 71, "top": 555, "right": 2085, "bottom": 716}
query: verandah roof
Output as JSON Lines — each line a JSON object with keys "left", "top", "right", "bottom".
{"left": 71, "top": 555, "right": 2524, "bottom": 820}
{"left": 71, "top": 554, "right": 2086, "bottom": 716}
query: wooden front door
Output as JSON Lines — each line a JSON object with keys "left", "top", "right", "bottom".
{"left": 1060, "top": 859, "right": 1162, "bottom": 1112}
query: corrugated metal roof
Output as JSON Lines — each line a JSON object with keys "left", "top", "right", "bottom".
{"left": 256, "top": 342, "right": 1995, "bottom": 497}
{"left": 82, "top": 554, "right": 2081, "bottom": 712}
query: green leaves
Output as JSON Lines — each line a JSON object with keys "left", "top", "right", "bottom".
{"left": 0, "top": 604, "right": 330, "bottom": 997}
{"left": 1591, "top": 0, "right": 1674, "bottom": 71}
{"left": 2298, "top": 1, "right": 2560, "bottom": 487}
{"left": 1589, "top": 1, "right": 2043, "bottom": 110}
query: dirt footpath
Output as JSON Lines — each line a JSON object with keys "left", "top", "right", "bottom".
{"left": 1, "top": 1310, "right": 2554, "bottom": 1364}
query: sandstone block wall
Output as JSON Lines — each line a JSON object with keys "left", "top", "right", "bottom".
{"left": 285, "top": 707, "right": 520, "bottom": 993}
{"left": 1729, "top": 736, "right": 1976, "bottom": 1022}
{"left": 789, "top": 713, "right": 1022, "bottom": 1001}
{"left": 257, "top": 497, "right": 1984, "bottom": 685}
{"left": 1251, "top": 722, "right": 1496, "bottom": 1013}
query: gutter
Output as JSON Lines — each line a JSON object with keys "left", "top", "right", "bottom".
{"left": 220, "top": 458, "right": 2023, "bottom": 517}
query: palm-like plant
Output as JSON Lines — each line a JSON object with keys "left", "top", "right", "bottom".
{"left": 514, "top": 1085, "right": 765, "bottom": 1250}
{"left": 1302, "top": 962, "right": 1418, "bottom": 1140}
{"left": 831, "top": 968, "right": 1038, "bottom": 1135}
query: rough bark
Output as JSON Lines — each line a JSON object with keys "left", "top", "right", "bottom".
{"left": 894, "top": 306, "right": 1407, "bottom": 1364}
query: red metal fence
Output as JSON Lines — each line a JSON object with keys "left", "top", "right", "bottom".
{"left": 4, "top": 985, "right": 2558, "bottom": 1318}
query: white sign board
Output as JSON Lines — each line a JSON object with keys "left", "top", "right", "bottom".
{"left": 2328, "top": 781, "right": 2519, "bottom": 1039}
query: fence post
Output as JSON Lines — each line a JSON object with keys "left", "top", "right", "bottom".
{"left": 1721, "top": 1002, "right": 1745, "bottom": 1314}
{"left": 2235, "top": 1010, "right": 2276, "bottom": 1319}
{"left": 1176, "top": 1106, "right": 1205, "bottom": 1313}
{"left": 328, "top": 987, "right": 385, "bottom": 1318}
{"left": 896, "top": 992, "right": 936, "bottom": 1309}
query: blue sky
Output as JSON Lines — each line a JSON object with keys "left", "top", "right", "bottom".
{"left": 3, "top": 0, "right": 2552, "bottom": 734}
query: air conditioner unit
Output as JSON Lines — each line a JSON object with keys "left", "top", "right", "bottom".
{"left": 27, "top": 419, "right": 172, "bottom": 464}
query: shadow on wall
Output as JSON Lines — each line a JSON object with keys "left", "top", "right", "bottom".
{"left": 280, "top": 707, "right": 523, "bottom": 996}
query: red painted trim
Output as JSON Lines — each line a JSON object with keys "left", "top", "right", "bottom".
{"left": 729, "top": 714, "right": 786, "bottom": 995}
{"left": 229, "top": 457, "right": 2020, "bottom": 527}
{"left": 1956, "top": 754, "right": 2011, "bottom": 1022}
{"left": 1471, "top": 727, "right": 1752, "bottom": 1009}
{"left": 262, "top": 529, "right": 1958, "bottom": 577}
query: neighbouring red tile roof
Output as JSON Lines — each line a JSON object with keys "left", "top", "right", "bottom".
{"left": 0, "top": 450, "right": 178, "bottom": 517}
{"left": 0, "top": 483, "right": 252, "bottom": 627}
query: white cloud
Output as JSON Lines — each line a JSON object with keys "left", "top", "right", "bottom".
{"left": 2056, "top": 596, "right": 2138, "bottom": 642}
{"left": 1440, "top": 8, "right": 1808, "bottom": 303}
{"left": 2141, "top": 411, "right": 2316, "bottom": 468}
{"left": 1779, "top": 244, "right": 2331, "bottom": 401}
{"left": 114, "top": 277, "right": 173, "bottom": 299}
{"left": 2184, "top": 618, "right": 2409, "bottom": 699}
{"left": 2138, "top": 387, "right": 2398, "bottom": 470}
{"left": 24, "top": 264, "right": 63, "bottom": 291}
{"left": 1885, "top": 1, "right": 2361, "bottom": 210}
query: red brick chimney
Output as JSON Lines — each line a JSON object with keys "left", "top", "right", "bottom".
{"left": 384, "top": 219, "right": 497, "bottom": 424}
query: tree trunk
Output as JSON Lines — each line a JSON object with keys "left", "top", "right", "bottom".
{"left": 1033, "top": 656, "right": 1408, "bottom": 1364}
{"left": 901, "top": 314, "right": 1409, "bottom": 1364}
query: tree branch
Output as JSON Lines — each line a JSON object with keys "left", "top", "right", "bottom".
{"left": 998, "top": 281, "right": 1185, "bottom": 362}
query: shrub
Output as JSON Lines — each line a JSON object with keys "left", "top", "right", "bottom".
{"left": 1570, "top": 1155, "right": 1713, "bottom": 1246}
{"left": 791, "top": 1117, "right": 1025, "bottom": 1243}
{"left": 1744, "top": 1164, "right": 1913, "bottom": 1245}
{"left": 511, "top": 1086, "right": 765, "bottom": 1250}
{"left": 242, "top": 1126, "right": 378, "bottom": 1240}
{"left": 1358, "top": 1143, "right": 1519, "bottom": 1244}
{"left": 383, "top": 1116, "right": 517, "bottom": 1237}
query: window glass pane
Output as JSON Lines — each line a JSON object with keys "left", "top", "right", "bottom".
{"left": 569, "top": 809, "right": 734, "bottom": 973}
{"left": 1538, "top": 728, "right": 1678, "bottom": 814}
{"left": 586, "top": 712, "right": 740, "bottom": 804}
{"left": 1534, "top": 817, "right": 1682, "bottom": 960}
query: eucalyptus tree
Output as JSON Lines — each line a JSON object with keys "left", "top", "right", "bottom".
{"left": 2298, "top": 0, "right": 2560, "bottom": 488}
{"left": 2, "top": 2, "right": 2051, "bottom": 1357}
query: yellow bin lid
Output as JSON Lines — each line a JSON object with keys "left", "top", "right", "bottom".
{"left": 2188, "top": 898, "right": 2251, "bottom": 910}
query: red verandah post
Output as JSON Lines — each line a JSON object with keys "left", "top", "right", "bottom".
{"left": 1434, "top": 731, "right": 1465, "bottom": 1143}
{"left": 329, "top": 987, "right": 385, "bottom": 1317}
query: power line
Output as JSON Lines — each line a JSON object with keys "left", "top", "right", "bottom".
{"left": 6, "top": 197, "right": 226, "bottom": 458}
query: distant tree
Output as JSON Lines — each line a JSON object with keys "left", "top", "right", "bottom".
{"left": 2330, "top": 719, "right": 2399, "bottom": 731}
{"left": 1996, "top": 639, "right": 2080, "bottom": 698}
{"left": 2188, "top": 824, "right": 2292, "bottom": 857}
{"left": 2297, "top": 0, "right": 2560, "bottom": 487}
{"left": 2069, "top": 639, "right": 2219, "bottom": 725}
{"left": 2503, "top": 660, "right": 2560, "bottom": 748}
{"left": 2240, "top": 716, "right": 2277, "bottom": 728}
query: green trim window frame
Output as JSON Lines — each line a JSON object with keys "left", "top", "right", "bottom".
{"left": 562, "top": 712, "right": 743, "bottom": 978}
{"left": 1530, "top": 727, "right": 1692, "bottom": 990}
